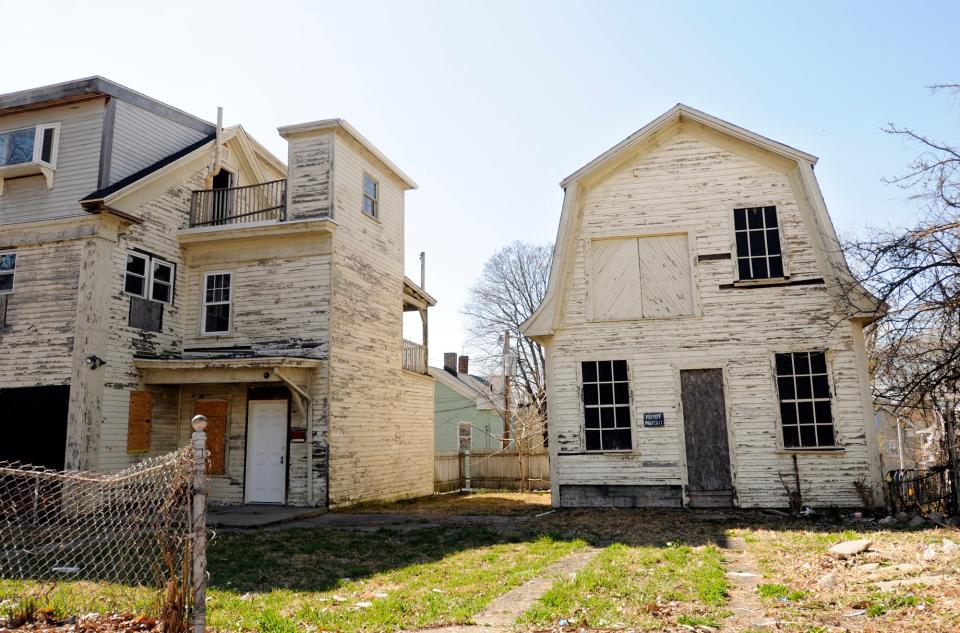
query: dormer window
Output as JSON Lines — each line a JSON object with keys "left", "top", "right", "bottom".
{"left": 362, "top": 173, "right": 379, "bottom": 219}
{"left": 0, "top": 123, "right": 60, "bottom": 193}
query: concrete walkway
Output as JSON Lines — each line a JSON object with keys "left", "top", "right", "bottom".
{"left": 406, "top": 547, "right": 601, "bottom": 633}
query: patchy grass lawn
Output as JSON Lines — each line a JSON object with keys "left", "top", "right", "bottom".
{"left": 345, "top": 490, "right": 552, "bottom": 516}
{"left": 735, "top": 524, "right": 960, "bottom": 632}
{"left": 521, "top": 542, "right": 729, "bottom": 630}
{"left": 205, "top": 526, "right": 584, "bottom": 632}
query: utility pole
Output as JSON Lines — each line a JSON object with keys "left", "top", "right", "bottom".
{"left": 502, "top": 330, "right": 511, "bottom": 448}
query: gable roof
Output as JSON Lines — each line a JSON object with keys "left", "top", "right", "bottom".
{"left": 429, "top": 367, "right": 500, "bottom": 411}
{"left": 522, "top": 105, "right": 883, "bottom": 339}
{"left": 277, "top": 118, "right": 417, "bottom": 189}
{"left": 80, "top": 126, "right": 285, "bottom": 215}
{"left": 561, "top": 104, "right": 817, "bottom": 187}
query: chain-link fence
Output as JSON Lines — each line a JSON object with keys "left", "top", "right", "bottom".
{"left": 0, "top": 420, "right": 209, "bottom": 631}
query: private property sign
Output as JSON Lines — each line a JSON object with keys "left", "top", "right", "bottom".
{"left": 643, "top": 412, "right": 665, "bottom": 427}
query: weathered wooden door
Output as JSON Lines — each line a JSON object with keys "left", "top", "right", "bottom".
{"left": 244, "top": 400, "right": 288, "bottom": 504}
{"left": 680, "top": 369, "right": 734, "bottom": 507}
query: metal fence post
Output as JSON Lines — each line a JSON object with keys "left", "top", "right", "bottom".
{"left": 191, "top": 415, "right": 208, "bottom": 633}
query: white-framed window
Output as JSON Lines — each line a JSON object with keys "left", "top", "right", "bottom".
{"left": 124, "top": 252, "right": 175, "bottom": 304}
{"left": 151, "top": 260, "right": 175, "bottom": 304}
{"left": 774, "top": 351, "right": 836, "bottom": 449}
{"left": 734, "top": 206, "right": 784, "bottom": 280}
{"left": 362, "top": 173, "right": 379, "bottom": 219}
{"left": 202, "top": 272, "right": 232, "bottom": 335}
{"left": 581, "top": 360, "right": 632, "bottom": 452}
{"left": 0, "top": 123, "right": 60, "bottom": 169}
{"left": 124, "top": 253, "right": 149, "bottom": 298}
{"left": 0, "top": 251, "right": 17, "bottom": 294}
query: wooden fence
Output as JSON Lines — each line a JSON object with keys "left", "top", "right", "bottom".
{"left": 435, "top": 449, "right": 550, "bottom": 492}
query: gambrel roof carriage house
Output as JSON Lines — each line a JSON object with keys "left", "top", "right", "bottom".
{"left": 0, "top": 78, "right": 435, "bottom": 508}
{"left": 522, "top": 105, "right": 885, "bottom": 509}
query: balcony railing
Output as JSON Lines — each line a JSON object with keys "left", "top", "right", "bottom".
{"left": 402, "top": 339, "right": 428, "bottom": 374}
{"left": 189, "top": 179, "right": 286, "bottom": 227}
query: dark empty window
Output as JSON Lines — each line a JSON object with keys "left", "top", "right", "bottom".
{"left": 40, "top": 127, "right": 56, "bottom": 164}
{"left": 124, "top": 253, "right": 149, "bottom": 297}
{"left": 202, "top": 272, "right": 232, "bottom": 334}
{"left": 581, "top": 360, "right": 632, "bottom": 452}
{"left": 775, "top": 351, "right": 835, "bottom": 448}
{"left": 734, "top": 206, "right": 783, "bottom": 280}
{"left": 0, "top": 252, "right": 16, "bottom": 294}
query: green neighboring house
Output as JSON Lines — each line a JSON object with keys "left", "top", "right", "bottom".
{"left": 431, "top": 354, "right": 504, "bottom": 453}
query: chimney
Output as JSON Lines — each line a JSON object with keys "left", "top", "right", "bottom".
{"left": 443, "top": 352, "right": 458, "bottom": 375}
{"left": 458, "top": 355, "right": 470, "bottom": 376}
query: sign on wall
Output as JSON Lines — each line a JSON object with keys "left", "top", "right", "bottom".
{"left": 643, "top": 412, "right": 665, "bottom": 427}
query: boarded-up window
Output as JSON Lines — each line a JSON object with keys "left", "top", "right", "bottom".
{"left": 195, "top": 400, "right": 228, "bottom": 475}
{"left": 590, "top": 235, "right": 693, "bottom": 321}
{"left": 127, "top": 391, "right": 153, "bottom": 454}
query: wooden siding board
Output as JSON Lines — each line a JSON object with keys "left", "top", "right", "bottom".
{"left": 547, "top": 131, "right": 876, "bottom": 508}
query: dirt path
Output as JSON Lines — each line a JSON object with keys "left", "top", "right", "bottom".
{"left": 411, "top": 547, "right": 601, "bottom": 633}
{"left": 718, "top": 535, "right": 776, "bottom": 630}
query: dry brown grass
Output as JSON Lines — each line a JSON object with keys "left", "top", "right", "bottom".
{"left": 739, "top": 524, "right": 960, "bottom": 632}
{"left": 343, "top": 490, "right": 553, "bottom": 516}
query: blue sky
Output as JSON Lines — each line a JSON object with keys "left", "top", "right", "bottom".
{"left": 4, "top": 1, "right": 958, "bottom": 365}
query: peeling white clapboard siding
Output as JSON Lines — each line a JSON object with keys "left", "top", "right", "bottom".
{"left": 325, "top": 130, "right": 434, "bottom": 507}
{"left": 546, "top": 128, "right": 877, "bottom": 508}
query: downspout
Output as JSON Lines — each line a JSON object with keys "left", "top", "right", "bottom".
{"left": 275, "top": 368, "right": 315, "bottom": 506}
{"left": 204, "top": 107, "right": 224, "bottom": 188}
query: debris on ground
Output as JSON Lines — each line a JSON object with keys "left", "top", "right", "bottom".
{"left": 829, "top": 539, "right": 872, "bottom": 558}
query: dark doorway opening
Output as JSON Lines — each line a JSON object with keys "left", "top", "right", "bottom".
{"left": 210, "top": 169, "right": 235, "bottom": 224}
{"left": 0, "top": 385, "right": 70, "bottom": 469}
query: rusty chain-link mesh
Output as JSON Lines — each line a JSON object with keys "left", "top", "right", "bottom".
{"left": 0, "top": 447, "right": 195, "bottom": 628}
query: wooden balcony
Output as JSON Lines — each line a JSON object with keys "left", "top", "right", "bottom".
{"left": 190, "top": 179, "right": 286, "bottom": 227}
{"left": 402, "top": 339, "right": 428, "bottom": 374}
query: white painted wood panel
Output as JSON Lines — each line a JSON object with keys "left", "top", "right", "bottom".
{"left": 589, "top": 238, "right": 641, "bottom": 321}
{"left": 109, "top": 100, "right": 207, "bottom": 184}
{"left": 638, "top": 234, "right": 693, "bottom": 317}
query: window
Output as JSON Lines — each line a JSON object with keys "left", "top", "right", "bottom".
{"left": 362, "top": 174, "right": 378, "bottom": 218}
{"left": 124, "top": 252, "right": 175, "bottom": 304}
{"left": 0, "top": 252, "right": 16, "bottom": 294}
{"left": 734, "top": 206, "right": 783, "bottom": 280}
{"left": 202, "top": 272, "right": 232, "bottom": 335}
{"left": 152, "top": 260, "right": 174, "bottom": 304}
{"left": 775, "top": 351, "right": 835, "bottom": 449}
{"left": 581, "top": 360, "right": 632, "bottom": 452}
{"left": 124, "top": 253, "right": 149, "bottom": 297}
{"left": 0, "top": 123, "right": 59, "bottom": 168}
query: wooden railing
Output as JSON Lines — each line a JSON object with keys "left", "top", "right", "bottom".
{"left": 189, "top": 179, "right": 286, "bottom": 227}
{"left": 402, "top": 339, "right": 427, "bottom": 374}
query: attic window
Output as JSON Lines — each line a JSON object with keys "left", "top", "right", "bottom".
{"left": 734, "top": 206, "right": 783, "bottom": 280}
{"left": 0, "top": 123, "right": 60, "bottom": 192}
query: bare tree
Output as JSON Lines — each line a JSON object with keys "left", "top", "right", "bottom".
{"left": 844, "top": 85, "right": 960, "bottom": 501}
{"left": 462, "top": 241, "right": 552, "bottom": 414}
{"left": 845, "top": 84, "right": 960, "bottom": 416}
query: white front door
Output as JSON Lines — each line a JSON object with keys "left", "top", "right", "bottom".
{"left": 245, "top": 400, "right": 288, "bottom": 503}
